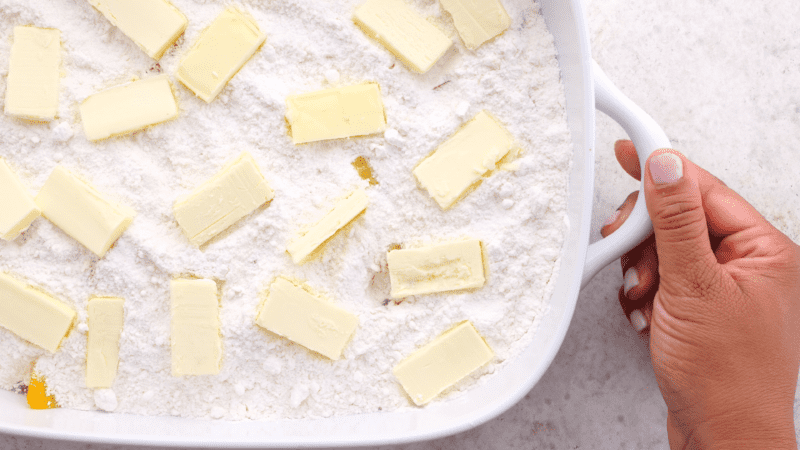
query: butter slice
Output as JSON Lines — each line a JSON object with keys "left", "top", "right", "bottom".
{"left": 256, "top": 277, "right": 358, "bottom": 360}
{"left": 440, "top": 0, "right": 511, "bottom": 49}
{"left": 88, "top": 0, "right": 187, "bottom": 60}
{"left": 35, "top": 166, "right": 135, "bottom": 258}
{"left": 286, "top": 84, "right": 386, "bottom": 144}
{"left": 287, "top": 189, "right": 369, "bottom": 264}
{"left": 0, "top": 158, "right": 41, "bottom": 241}
{"left": 86, "top": 297, "right": 124, "bottom": 389}
{"left": 176, "top": 7, "right": 266, "bottom": 102}
{"left": 173, "top": 152, "right": 273, "bottom": 247}
{"left": 3, "top": 27, "right": 60, "bottom": 121}
{"left": 387, "top": 239, "right": 485, "bottom": 298}
{"left": 0, "top": 273, "right": 76, "bottom": 353}
{"left": 171, "top": 279, "right": 221, "bottom": 376}
{"left": 393, "top": 321, "right": 493, "bottom": 405}
{"left": 80, "top": 75, "right": 179, "bottom": 141}
{"left": 413, "top": 111, "right": 517, "bottom": 208}
{"left": 354, "top": 0, "right": 452, "bottom": 73}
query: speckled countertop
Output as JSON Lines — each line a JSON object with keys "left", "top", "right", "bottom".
{"left": 2, "top": 0, "right": 799, "bottom": 448}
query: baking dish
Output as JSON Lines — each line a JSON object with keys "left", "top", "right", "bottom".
{"left": 0, "top": 0, "right": 670, "bottom": 445}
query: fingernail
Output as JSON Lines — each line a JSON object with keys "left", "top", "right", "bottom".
{"left": 649, "top": 153, "right": 683, "bottom": 184}
{"left": 603, "top": 209, "right": 621, "bottom": 226}
{"left": 630, "top": 309, "right": 649, "bottom": 332}
{"left": 623, "top": 267, "right": 639, "bottom": 295}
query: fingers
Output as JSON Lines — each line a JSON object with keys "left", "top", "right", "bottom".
{"left": 614, "top": 140, "right": 762, "bottom": 240}
{"left": 601, "top": 191, "right": 639, "bottom": 238}
{"left": 602, "top": 188, "right": 659, "bottom": 333}
{"left": 619, "top": 236, "right": 659, "bottom": 333}
{"left": 614, "top": 140, "right": 642, "bottom": 181}
{"left": 619, "top": 284, "right": 654, "bottom": 333}
{"left": 643, "top": 150, "right": 719, "bottom": 298}
{"left": 621, "top": 235, "right": 659, "bottom": 300}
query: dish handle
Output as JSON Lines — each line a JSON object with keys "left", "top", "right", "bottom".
{"left": 581, "top": 60, "right": 672, "bottom": 288}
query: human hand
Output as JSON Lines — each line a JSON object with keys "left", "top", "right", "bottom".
{"left": 601, "top": 140, "right": 800, "bottom": 449}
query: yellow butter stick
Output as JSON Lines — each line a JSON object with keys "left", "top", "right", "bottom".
{"left": 394, "top": 321, "right": 493, "bottom": 405}
{"left": 173, "top": 152, "right": 273, "bottom": 247}
{"left": 88, "top": 0, "right": 187, "bottom": 60}
{"left": 79, "top": 75, "right": 179, "bottom": 141}
{"left": 413, "top": 111, "right": 517, "bottom": 209}
{"left": 387, "top": 239, "right": 485, "bottom": 298}
{"left": 0, "top": 158, "right": 41, "bottom": 241}
{"left": 287, "top": 189, "right": 368, "bottom": 264}
{"left": 176, "top": 7, "right": 266, "bottom": 102}
{"left": 36, "top": 166, "right": 135, "bottom": 258}
{"left": 286, "top": 84, "right": 386, "bottom": 144}
{"left": 354, "top": 0, "right": 452, "bottom": 73}
{"left": 3, "top": 26, "right": 61, "bottom": 121}
{"left": 171, "top": 279, "right": 221, "bottom": 376}
{"left": 256, "top": 277, "right": 358, "bottom": 360}
{"left": 86, "top": 297, "right": 124, "bottom": 388}
{"left": 439, "top": 0, "right": 511, "bottom": 49}
{"left": 0, "top": 273, "right": 76, "bottom": 353}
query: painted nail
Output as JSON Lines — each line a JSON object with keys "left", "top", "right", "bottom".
{"left": 603, "top": 209, "right": 621, "bottom": 226}
{"left": 623, "top": 267, "right": 639, "bottom": 296}
{"left": 649, "top": 153, "right": 683, "bottom": 184}
{"left": 630, "top": 309, "right": 649, "bottom": 333}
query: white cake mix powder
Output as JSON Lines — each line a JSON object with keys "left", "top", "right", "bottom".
{"left": 0, "top": 0, "right": 572, "bottom": 420}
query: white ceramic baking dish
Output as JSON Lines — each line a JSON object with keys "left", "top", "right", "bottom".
{"left": 0, "top": 0, "right": 670, "bottom": 446}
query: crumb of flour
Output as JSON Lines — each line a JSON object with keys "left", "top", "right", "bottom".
{"left": 0, "top": 0, "right": 572, "bottom": 420}
{"left": 93, "top": 389, "right": 118, "bottom": 412}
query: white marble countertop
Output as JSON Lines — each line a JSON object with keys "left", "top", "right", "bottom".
{"left": 2, "top": 0, "right": 799, "bottom": 448}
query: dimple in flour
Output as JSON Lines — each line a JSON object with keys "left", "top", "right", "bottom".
{"left": 0, "top": 0, "right": 572, "bottom": 420}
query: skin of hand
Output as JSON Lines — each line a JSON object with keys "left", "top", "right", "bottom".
{"left": 601, "top": 140, "right": 800, "bottom": 449}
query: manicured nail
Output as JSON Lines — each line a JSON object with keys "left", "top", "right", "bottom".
{"left": 649, "top": 153, "right": 683, "bottom": 184}
{"left": 630, "top": 309, "right": 649, "bottom": 332}
{"left": 603, "top": 209, "right": 621, "bottom": 226}
{"left": 623, "top": 267, "right": 639, "bottom": 295}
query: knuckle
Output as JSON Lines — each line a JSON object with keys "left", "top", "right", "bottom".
{"left": 652, "top": 194, "right": 706, "bottom": 239}
{"left": 659, "top": 253, "right": 720, "bottom": 299}
{"left": 772, "top": 238, "right": 800, "bottom": 277}
{"left": 687, "top": 263, "right": 721, "bottom": 297}
{"left": 661, "top": 263, "right": 736, "bottom": 310}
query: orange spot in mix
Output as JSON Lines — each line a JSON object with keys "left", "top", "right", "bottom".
{"left": 27, "top": 373, "right": 59, "bottom": 409}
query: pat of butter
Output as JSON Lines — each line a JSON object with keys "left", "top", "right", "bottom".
{"left": 413, "top": 110, "right": 517, "bottom": 209}
{"left": 79, "top": 75, "right": 179, "bottom": 141}
{"left": 439, "top": 0, "right": 511, "bottom": 49}
{"left": 256, "top": 277, "right": 358, "bottom": 360}
{"left": 287, "top": 189, "right": 369, "bottom": 264}
{"left": 171, "top": 279, "right": 221, "bottom": 376}
{"left": 0, "top": 158, "right": 41, "bottom": 241}
{"left": 393, "top": 321, "right": 493, "bottom": 405}
{"left": 88, "top": 0, "right": 187, "bottom": 60}
{"left": 0, "top": 273, "right": 76, "bottom": 353}
{"left": 86, "top": 297, "right": 124, "bottom": 389}
{"left": 173, "top": 152, "right": 274, "bottom": 247}
{"left": 176, "top": 7, "right": 266, "bottom": 102}
{"left": 3, "top": 27, "right": 61, "bottom": 121}
{"left": 387, "top": 239, "right": 485, "bottom": 298}
{"left": 353, "top": 0, "right": 452, "bottom": 73}
{"left": 286, "top": 84, "right": 386, "bottom": 144}
{"left": 35, "top": 166, "right": 136, "bottom": 258}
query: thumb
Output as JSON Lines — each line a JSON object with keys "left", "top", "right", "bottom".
{"left": 644, "top": 150, "right": 718, "bottom": 298}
